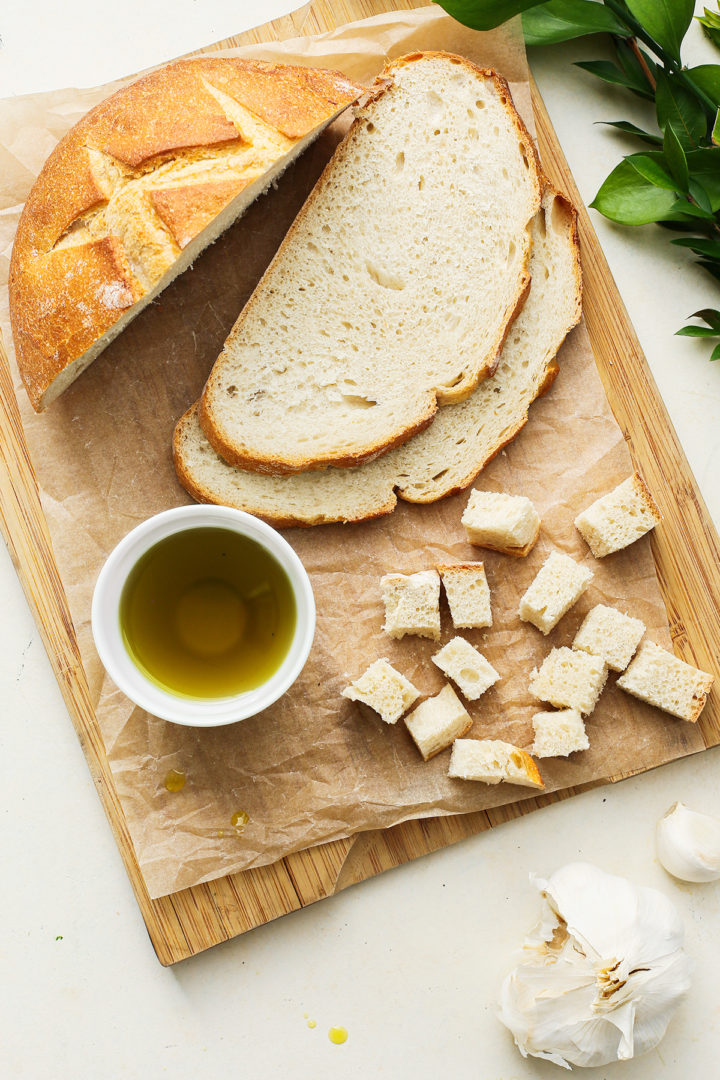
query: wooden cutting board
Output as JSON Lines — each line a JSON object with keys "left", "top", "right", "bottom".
{"left": 1, "top": 0, "right": 719, "bottom": 965}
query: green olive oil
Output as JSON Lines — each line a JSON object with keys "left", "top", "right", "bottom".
{"left": 119, "top": 527, "right": 296, "bottom": 699}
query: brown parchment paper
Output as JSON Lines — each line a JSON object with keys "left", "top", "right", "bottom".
{"left": 0, "top": 6, "right": 706, "bottom": 899}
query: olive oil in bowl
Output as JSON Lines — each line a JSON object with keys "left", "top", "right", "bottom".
{"left": 119, "top": 527, "right": 296, "bottom": 699}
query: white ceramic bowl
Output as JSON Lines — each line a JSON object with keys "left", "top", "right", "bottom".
{"left": 91, "top": 505, "right": 315, "bottom": 727}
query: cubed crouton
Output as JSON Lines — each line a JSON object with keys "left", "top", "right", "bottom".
{"left": 448, "top": 739, "right": 543, "bottom": 789}
{"left": 461, "top": 491, "right": 540, "bottom": 557}
{"left": 573, "top": 604, "right": 645, "bottom": 672}
{"left": 617, "top": 640, "right": 714, "bottom": 722}
{"left": 342, "top": 659, "right": 421, "bottom": 724}
{"left": 381, "top": 569, "right": 441, "bottom": 640}
{"left": 529, "top": 646, "right": 608, "bottom": 715}
{"left": 574, "top": 473, "right": 660, "bottom": 558}
{"left": 532, "top": 709, "right": 589, "bottom": 758}
{"left": 519, "top": 551, "right": 593, "bottom": 634}
{"left": 432, "top": 636, "right": 499, "bottom": 701}
{"left": 404, "top": 684, "right": 472, "bottom": 760}
{"left": 437, "top": 562, "right": 492, "bottom": 629}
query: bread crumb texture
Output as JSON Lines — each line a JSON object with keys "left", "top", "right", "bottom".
{"left": 381, "top": 569, "right": 441, "bottom": 640}
{"left": 532, "top": 709, "right": 588, "bottom": 758}
{"left": 342, "top": 658, "right": 420, "bottom": 724}
{"left": 437, "top": 562, "right": 492, "bottom": 629}
{"left": 404, "top": 683, "right": 472, "bottom": 760}
{"left": 530, "top": 646, "right": 608, "bottom": 715}
{"left": 461, "top": 490, "right": 540, "bottom": 556}
{"left": 573, "top": 603, "right": 645, "bottom": 672}
{"left": 448, "top": 738, "right": 543, "bottom": 789}
{"left": 432, "top": 636, "right": 499, "bottom": 700}
{"left": 519, "top": 550, "right": 593, "bottom": 634}
{"left": 574, "top": 473, "right": 660, "bottom": 558}
{"left": 617, "top": 640, "right": 714, "bottom": 722}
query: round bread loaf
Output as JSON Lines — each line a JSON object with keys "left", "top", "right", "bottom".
{"left": 9, "top": 57, "right": 363, "bottom": 411}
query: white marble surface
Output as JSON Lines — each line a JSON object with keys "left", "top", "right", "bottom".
{"left": 1, "top": 3, "right": 719, "bottom": 1077}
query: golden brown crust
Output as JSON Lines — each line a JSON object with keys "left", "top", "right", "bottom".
{"left": 10, "top": 57, "right": 364, "bottom": 411}
{"left": 149, "top": 178, "right": 253, "bottom": 249}
{"left": 631, "top": 472, "right": 662, "bottom": 523}
{"left": 421, "top": 716, "right": 473, "bottom": 762}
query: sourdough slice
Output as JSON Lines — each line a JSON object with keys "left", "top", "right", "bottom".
{"left": 10, "top": 58, "right": 363, "bottom": 411}
{"left": 174, "top": 186, "right": 581, "bottom": 524}
{"left": 198, "top": 51, "right": 542, "bottom": 473}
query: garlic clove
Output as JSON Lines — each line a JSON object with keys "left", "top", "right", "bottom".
{"left": 656, "top": 801, "right": 720, "bottom": 883}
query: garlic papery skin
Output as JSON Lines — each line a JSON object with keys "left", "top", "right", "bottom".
{"left": 656, "top": 801, "right": 720, "bottom": 883}
{"left": 498, "top": 862, "right": 691, "bottom": 1070}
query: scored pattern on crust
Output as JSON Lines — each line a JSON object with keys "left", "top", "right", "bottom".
{"left": 9, "top": 58, "right": 363, "bottom": 409}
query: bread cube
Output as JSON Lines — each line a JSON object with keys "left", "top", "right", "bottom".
{"left": 342, "top": 659, "right": 421, "bottom": 724}
{"left": 381, "top": 569, "right": 441, "bottom": 641}
{"left": 404, "top": 684, "right": 472, "bottom": 760}
{"left": 519, "top": 551, "right": 593, "bottom": 634}
{"left": 437, "top": 562, "right": 492, "bottom": 629}
{"left": 573, "top": 604, "right": 645, "bottom": 672}
{"left": 432, "top": 637, "right": 499, "bottom": 701}
{"left": 448, "top": 739, "right": 544, "bottom": 789}
{"left": 530, "top": 646, "right": 608, "bottom": 715}
{"left": 461, "top": 490, "right": 540, "bottom": 557}
{"left": 617, "top": 640, "right": 714, "bottom": 722}
{"left": 532, "top": 709, "right": 589, "bottom": 758}
{"left": 575, "top": 473, "right": 660, "bottom": 558}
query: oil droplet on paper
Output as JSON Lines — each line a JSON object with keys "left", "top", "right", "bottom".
{"left": 307, "top": 1019, "right": 317, "bottom": 1029}
{"left": 164, "top": 769, "right": 186, "bottom": 792}
{"left": 231, "top": 810, "right": 250, "bottom": 834}
{"left": 328, "top": 1026, "right": 348, "bottom": 1044}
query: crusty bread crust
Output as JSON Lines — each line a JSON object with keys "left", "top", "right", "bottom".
{"left": 10, "top": 57, "right": 363, "bottom": 411}
{"left": 198, "top": 51, "right": 543, "bottom": 473}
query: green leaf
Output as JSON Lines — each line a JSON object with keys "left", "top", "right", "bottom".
{"left": 688, "top": 178, "right": 714, "bottom": 212}
{"left": 690, "top": 307, "right": 720, "bottom": 330}
{"left": 576, "top": 60, "right": 654, "bottom": 99}
{"left": 590, "top": 159, "right": 679, "bottom": 224}
{"left": 598, "top": 121, "right": 663, "bottom": 145}
{"left": 627, "top": 152, "right": 678, "bottom": 190}
{"left": 675, "top": 325, "right": 720, "bottom": 336}
{"left": 666, "top": 198, "right": 716, "bottom": 220}
{"left": 685, "top": 65, "right": 720, "bottom": 108}
{"left": 697, "top": 7, "right": 720, "bottom": 49}
{"left": 711, "top": 342, "right": 720, "bottom": 360}
{"left": 624, "top": 0, "right": 694, "bottom": 62}
{"left": 671, "top": 237, "right": 720, "bottom": 258}
{"left": 685, "top": 148, "right": 720, "bottom": 209}
{"left": 435, "top": 0, "right": 548, "bottom": 31}
{"left": 712, "top": 108, "right": 720, "bottom": 145}
{"left": 521, "top": 0, "right": 632, "bottom": 45}
{"left": 663, "top": 124, "right": 689, "bottom": 189}
{"left": 655, "top": 71, "right": 706, "bottom": 148}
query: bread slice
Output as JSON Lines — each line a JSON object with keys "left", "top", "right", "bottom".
{"left": 617, "top": 641, "right": 714, "bottom": 722}
{"left": 573, "top": 604, "right": 645, "bottom": 672}
{"left": 530, "top": 646, "right": 608, "bottom": 715}
{"left": 380, "top": 570, "right": 441, "bottom": 641}
{"left": 575, "top": 474, "right": 661, "bottom": 558}
{"left": 432, "top": 637, "right": 499, "bottom": 701}
{"left": 174, "top": 186, "right": 582, "bottom": 524}
{"left": 198, "top": 52, "right": 542, "bottom": 473}
{"left": 461, "top": 490, "right": 540, "bottom": 557}
{"left": 519, "top": 551, "right": 593, "bottom": 635}
{"left": 437, "top": 563, "right": 492, "bottom": 629}
{"left": 404, "top": 684, "right": 472, "bottom": 760}
{"left": 448, "top": 739, "right": 544, "bottom": 789}
{"left": 532, "top": 709, "right": 589, "bottom": 758}
{"left": 9, "top": 58, "right": 364, "bottom": 410}
{"left": 342, "top": 659, "right": 420, "bottom": 724}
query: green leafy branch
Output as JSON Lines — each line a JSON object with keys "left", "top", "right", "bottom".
{"left": 437, "top": 0, "right": 720, "bottom": 360}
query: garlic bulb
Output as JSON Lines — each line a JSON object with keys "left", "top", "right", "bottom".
{"left": 498, "top": 862, "right": 691, "bottom": 1070}
{"left": 656, "top": 802, "right": 720, "bottom": 883}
